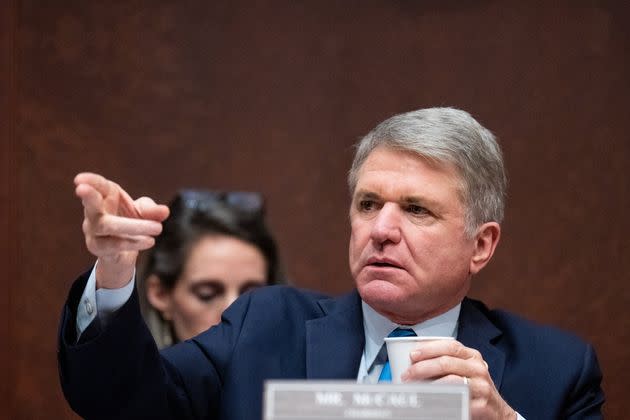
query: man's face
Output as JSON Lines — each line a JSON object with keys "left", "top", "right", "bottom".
{"left": 349, "top": 146, "right": 478, "bottom": 324}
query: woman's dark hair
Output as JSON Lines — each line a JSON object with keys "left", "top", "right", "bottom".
{"left": 141, "top": 189, "right": 283, "bottom": 290}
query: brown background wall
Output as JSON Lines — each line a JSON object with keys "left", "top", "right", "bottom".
{"left": 2, "top": 1, "right": 629, "bottom": 418}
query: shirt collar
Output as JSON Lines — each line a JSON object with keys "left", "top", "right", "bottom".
{"left": 361, "top": 300, "right": 461, "bottom": 371}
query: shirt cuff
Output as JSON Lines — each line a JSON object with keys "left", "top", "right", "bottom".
{"left": 75, "top": 261, "right": 136, "bottom": 339}
{"left": 516, "top": 413, "right": 526, "bottom": 420}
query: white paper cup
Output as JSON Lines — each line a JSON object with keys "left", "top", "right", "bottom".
{"left": 383, "top": 336, "right": 455, "bottom": 383}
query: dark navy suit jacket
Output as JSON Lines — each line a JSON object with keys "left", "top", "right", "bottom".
{"left": 58, "top": 272, "right": 604, "bottom": 419}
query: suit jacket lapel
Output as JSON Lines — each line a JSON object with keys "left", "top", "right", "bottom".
{"left": 457, "top": 298, "right": 506, "bottom": 389}
{"left": 305, "top": 290, "right": 365, "bottom": 379}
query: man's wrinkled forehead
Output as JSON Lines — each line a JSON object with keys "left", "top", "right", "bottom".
{"left": 352, "top": 147, "right": 465, "bottom": 195}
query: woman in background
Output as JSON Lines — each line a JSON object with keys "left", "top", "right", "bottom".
{"left": 138, "top": 189, "right": 283, "bottom": 348}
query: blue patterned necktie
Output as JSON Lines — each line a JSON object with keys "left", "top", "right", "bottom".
{"left": 378, "top": 328, "right": 417, "bottom": 382}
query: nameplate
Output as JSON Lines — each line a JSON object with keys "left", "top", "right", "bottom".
{"left": 263, "top": 380, "right": 469, "bottom": 420}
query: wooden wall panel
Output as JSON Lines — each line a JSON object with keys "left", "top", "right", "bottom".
{"left": 1, "top": 1, "right": 17, "bottom": 419}
{"left": 8, "top": 1, "right": 630, "bottom": 418}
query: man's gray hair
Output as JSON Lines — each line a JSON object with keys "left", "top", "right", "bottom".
{"left": 348, "top": 107, "right": 507, "bottom": 236}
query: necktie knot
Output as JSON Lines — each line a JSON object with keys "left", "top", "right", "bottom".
{"left": 378, "top": 328, "right": 416, "bottom": 382}
{"left": 388, "top": 328, "right": 416, "bottom": 338}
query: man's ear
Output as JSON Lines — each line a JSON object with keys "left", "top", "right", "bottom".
{"left": 145, "top": 275, "right": 173, "bottom": 320}
{"left": 469, "top": 222, "right": 501, "bottom": 275}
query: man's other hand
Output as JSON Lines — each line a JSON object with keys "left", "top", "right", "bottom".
{"left": 403, "top": 339, "right": 517, "bottom": 420}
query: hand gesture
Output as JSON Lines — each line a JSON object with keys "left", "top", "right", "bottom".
{"left": 74, "top": 172, "right": 170, "bottom": 289}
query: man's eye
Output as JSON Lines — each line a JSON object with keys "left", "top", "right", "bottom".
{"left": 359, "top": 200, "right": 376, "bottom": 211}
{"left": 406, "top": 204, "right": 428, "bottom": 215}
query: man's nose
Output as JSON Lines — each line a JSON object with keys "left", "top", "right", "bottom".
{"left": 370, "top": 203, "right": 402, "bottom": 246}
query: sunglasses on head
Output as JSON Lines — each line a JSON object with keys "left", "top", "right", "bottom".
{"left": 178, "top": 189, "right": 265, "bottom": 216}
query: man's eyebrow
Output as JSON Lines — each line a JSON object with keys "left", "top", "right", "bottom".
{"left": 402, "top": 195, "right": 449, "bottom": 215}
{"left": 401, "top": 194, "right": 440, "bottom": 206}
{"left": 353, "top": 190, "right": 381, "bottom": 200}
{"left": 353, "top": 189, "right": 442, "bottom": 209}
{"left": 401, "top": 195, "right": 429, "bottom": 204}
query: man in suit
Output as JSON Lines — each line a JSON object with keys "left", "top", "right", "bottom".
{"left": 58, "top": 107, "right": 604, "bottom": 419}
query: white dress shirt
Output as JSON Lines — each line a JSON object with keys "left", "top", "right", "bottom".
{"left": 356, "top": 300, "right": 460, "bottom": 383}
{"left": 75, "top": 262, "right": 135, "bottom": 339}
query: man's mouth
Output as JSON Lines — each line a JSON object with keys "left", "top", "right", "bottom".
{"left": 366, "top": 258, "right": 404, "bottom": 270}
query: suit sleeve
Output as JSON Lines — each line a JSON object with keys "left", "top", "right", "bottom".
{"left": 564, "top": 343, "right": 605, "bottom": 419}
{"left": 57, "top": 271, "right": 224, "bottom": 419}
